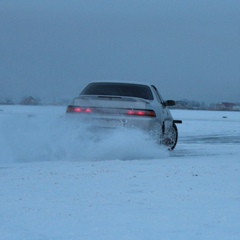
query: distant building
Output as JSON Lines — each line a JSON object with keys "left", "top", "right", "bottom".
{"left": 215, "top": 102, "right": 237, "bottom": 111}
{"left": 233, "top": 105, "right": 240, "bottom": 111}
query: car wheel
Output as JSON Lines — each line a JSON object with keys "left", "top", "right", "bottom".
{"left": 162, "top": 123, "right": 178, "bottom": 150}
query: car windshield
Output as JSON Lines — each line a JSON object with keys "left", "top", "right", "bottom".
{"left": 81, "top": 83, "right": 154, "bottom": 100}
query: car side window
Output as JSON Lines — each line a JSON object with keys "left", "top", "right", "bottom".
{"left": 151, "top": 85, "right": 164, "bottom": 104}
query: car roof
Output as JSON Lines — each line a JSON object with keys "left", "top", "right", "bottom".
{"left": 87, "top": 80, "right": 152, "bottom": 88}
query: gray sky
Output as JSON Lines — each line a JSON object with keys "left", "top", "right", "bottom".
{"left": 1, "top": 0, "right": 240, "bottom": 103}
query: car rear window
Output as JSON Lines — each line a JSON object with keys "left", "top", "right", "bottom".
{"left": 81, "top": 83, "right": 154, "bottom": 100}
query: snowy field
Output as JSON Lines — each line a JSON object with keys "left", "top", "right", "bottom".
{"left": 0, "top": 105, "right": 240, "bottom": 240}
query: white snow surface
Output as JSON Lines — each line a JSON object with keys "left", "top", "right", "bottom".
{"left": 0, "top": 105, "right": 240, "bottom": 240}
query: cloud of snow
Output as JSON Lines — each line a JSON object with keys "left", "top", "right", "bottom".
{"left": 1, "top": 112, "right": 169, "bottom": 163}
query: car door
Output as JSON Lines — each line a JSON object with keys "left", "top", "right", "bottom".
{"left": 151, "top": 85, "right": 173, "bottom": 130}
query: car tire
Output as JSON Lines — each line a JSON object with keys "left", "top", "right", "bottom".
{"left": 162, "top": 123, "right": 178, "bottom": 150}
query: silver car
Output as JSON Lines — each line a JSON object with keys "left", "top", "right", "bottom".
{"left": 66, "top": 81, "right": 182, "bottom": 150}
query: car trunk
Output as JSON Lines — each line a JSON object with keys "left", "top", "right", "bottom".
{"left": 73, "top": 95, "right": 149, "bottom": 109}
{"left": 67, "top": 95, "right": 157, "bottom": 130}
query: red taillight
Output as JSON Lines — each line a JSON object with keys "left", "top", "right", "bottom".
{"left": 67, "top": 106, "right": 156, "bottom": 117}
{"left": 85, "top": 108, "right": 92, "bottom": 113}
{"left": 127, "top": 110, "right": 135, "bottom": 115}
{"left": 137, "top": 111, "right": 144, "bottom": 116}
{"left": 66, "top": 106, "right": 93, "bottom": 113}
{"left": 74, "top": 107, "right": 82, "bottom": 112}
{"left": 126, "top": 109, "right": 156, "bottom": 117}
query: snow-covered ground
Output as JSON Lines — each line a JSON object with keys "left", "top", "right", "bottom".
{"left": 0, "top": 105, "right": 240, "bottom": 240}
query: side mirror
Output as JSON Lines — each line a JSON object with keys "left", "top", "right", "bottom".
{"left": 164, "top": 100, "right": 175, "bottom": 107}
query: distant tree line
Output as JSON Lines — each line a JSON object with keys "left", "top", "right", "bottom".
{"left": 0, "top": 96, "right": 239, "bottom": 111}
{"left": 0, "top": 96, "right": 71, "bottom": 106}
{"left": 172, "top": 100, "right": 240, "bottom": 111}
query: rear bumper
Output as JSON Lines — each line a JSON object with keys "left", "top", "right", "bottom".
{"left": 66, "top": 113, "right": 159, "bottom": 131}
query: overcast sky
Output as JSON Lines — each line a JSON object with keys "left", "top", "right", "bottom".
{"left": 1, "top": 0, "right": 240, "bottom": 103}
